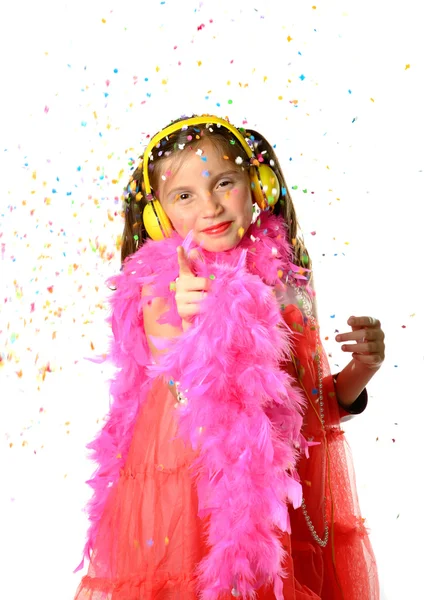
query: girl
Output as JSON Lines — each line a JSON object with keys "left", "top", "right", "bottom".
{"left": 73, "top": 114, "right": 384, "bottom": 599}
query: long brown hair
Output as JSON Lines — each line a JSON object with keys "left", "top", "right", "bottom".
{"left": 120, "top": 115, "right": 312, "bottom": 273}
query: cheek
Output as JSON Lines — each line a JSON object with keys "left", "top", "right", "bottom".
{"left": 228, "top": 185, "right": 251, "bottom": 205}
{"left": 166, "top": 206, "right": 197, "bottom": 236}
{"left": 229, "top": 187, "right": 253, "bottom": 222}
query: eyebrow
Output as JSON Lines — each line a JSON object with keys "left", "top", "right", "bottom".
{"left": 165, "top": 168, "right": 242, "bottom": 199}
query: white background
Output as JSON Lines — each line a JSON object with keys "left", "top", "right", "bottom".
{"left": 0, "top": 1, "right": 422, "bottom": 598}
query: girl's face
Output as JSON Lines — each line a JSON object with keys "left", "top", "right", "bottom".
{"left": 156, "top": 139, "right": 253, "bottom": 252}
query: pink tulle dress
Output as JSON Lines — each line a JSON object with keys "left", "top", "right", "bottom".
{"left": 73, "top": 301, "right": 379, "bottom": 599}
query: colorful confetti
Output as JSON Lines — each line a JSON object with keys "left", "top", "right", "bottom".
{"left": 0, "top": 3, "right": 416, "bottom": 596}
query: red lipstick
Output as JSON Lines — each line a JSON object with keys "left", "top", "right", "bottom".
{"left": 202, "top": 221, "right": 232, "bottom": 235}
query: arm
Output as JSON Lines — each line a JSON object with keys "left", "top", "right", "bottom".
{"left": 141, "top": 284, "right": 186, "bottom": 400}
{"left": 309, "top": 274, "right": 373, "bottom": 417}
{"left": 332, "top": 373, "right": 368, "bottom": 421}
{"left": 333, "top": 360, "right": 379, "bottom": 410}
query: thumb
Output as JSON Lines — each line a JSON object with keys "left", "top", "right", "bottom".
{"left": 177, "top": 246, "right": 194, "bottom": 277}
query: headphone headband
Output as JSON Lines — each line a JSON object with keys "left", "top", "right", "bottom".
{"left": 142, "top": 115, "right": 255, "bottom": 197}
{"left": 138, "top": 115, "right": 280, "bottom": 241}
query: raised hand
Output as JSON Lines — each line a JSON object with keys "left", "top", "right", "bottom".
{"left": 175, "top": 246, "right": 210, "bottom": 331}
{"left": 335, "top": 316, "right": 385, "bottom": 370}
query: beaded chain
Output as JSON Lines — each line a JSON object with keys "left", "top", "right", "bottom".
{"left": 292, "top": 284, "right": 329, "bottom": 548}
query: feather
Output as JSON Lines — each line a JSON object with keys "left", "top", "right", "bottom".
{"left": 74, "top": 209, "right": 312, "bottom": 600}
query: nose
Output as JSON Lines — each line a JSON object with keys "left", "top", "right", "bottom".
{"left": 201, "top": 191, "right": 224, "bottom": 218}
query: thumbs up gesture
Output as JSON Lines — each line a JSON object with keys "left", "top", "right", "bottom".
{"left": 175, "top": 246, "right": 210, "bottom": 331}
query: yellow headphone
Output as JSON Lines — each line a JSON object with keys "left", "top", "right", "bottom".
{"left": 139, "top": 115, "right": 281, "bottom": 241}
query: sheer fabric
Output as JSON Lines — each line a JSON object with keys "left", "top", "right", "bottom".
{"left": 74, "top": 303, "right": 379, "bottom": 599}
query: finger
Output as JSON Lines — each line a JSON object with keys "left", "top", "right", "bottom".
{"left": 336, "top": 329, "right": 374, "bottom": 343}
{"left": 177, "top": 277, "right": 211, "bottom": 292}
{"left": 341, "top": 326, "right": 386, "bottom": 342}
{"left": 348, "top": 316, "right": 381, "bottom": 329}
{"left": 341, "top": 341, "right": 379, "bottom": 353}
{"left": 175, "top": 291, "right": 207, "bottom": 304}
{"left": 177, "top": 246, "right": 195, "bottom": 277}
{"left": 352, "top": 353, "right": 384, "bottom": 367}
{"left": 179, "top": 305, "right": 204, "bottom": 320}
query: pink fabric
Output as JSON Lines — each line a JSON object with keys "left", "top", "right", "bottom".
{"left": 73, "top": 210, "right": 379, "bottom": 599}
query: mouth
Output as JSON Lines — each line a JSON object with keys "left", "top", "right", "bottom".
{"left": 201, "top": 221, "right": 232, "bottom": 235}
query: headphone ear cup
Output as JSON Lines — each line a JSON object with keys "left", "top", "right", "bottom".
{"left": 257, "top": 164, "right": 280, "bottom": 208}
{"left": 142, "top": 199, "right": 174, "bottom": 241}
{"left": 249, "top": 167, "right": 266, "bottom": 210}
{"left": 249, "top": 165, "right": 280, "bottom": 209}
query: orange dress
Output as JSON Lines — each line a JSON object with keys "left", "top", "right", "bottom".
{"left": 73, "top": 303, "right": 379, "bottom": 599}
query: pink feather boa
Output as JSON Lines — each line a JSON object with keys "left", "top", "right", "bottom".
{"left": 75, "top": 210, "right": 313, "bottom": 599}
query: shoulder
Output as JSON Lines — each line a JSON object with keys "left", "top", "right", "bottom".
{"left": 274, "top": 276, "right": 319, "bottom": 321}
{"left": 141, "top": 283, "right": 183, "bottom": 361}
{"left": 141, "top": 283, "right": 169, "bottom": 316}
{"left": 308, "top": 272, "right": 319, "bottom": 321}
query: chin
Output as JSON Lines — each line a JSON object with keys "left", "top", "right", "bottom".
{"left": 200, "top": 236, "right": 242, "bottom": 253}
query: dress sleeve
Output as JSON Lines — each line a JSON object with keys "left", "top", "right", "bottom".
{"left": 332, "top": 372, "right": 368, "bottom": 419}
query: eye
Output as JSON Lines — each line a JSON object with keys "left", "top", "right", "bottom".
{"left": 175, "top": 193, "right": 191, "bottom": 202}
{"left": 218, "top": 180, "right": 232, "bottom": 188}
